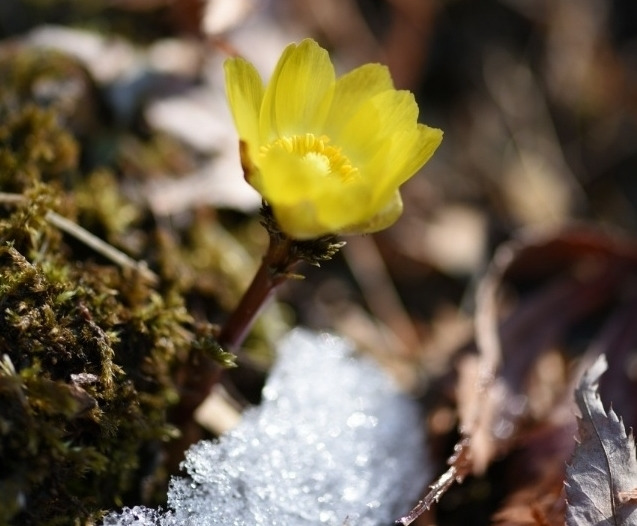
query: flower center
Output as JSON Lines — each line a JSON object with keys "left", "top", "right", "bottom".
{"left": 260, "top": 133, "right": 359, "bottom": 182}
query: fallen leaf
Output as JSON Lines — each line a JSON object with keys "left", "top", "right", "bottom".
{"left": 565, "top": 355, "right": 637, "bottom": 525}
{"left": 399, "top": 227, "right": 637, "bottom": 525}
{"left": 458, "top": 227, "right": 630, "bottom": 474}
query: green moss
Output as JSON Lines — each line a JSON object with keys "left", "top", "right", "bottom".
{"left": 0, "top": 104, "right": 78, "bottom": 190}
{"left": 0, "top": 49, "right": 236, "bottom": 525}
{"left": 0, "top": 227, "right": 188, "bottom": 525}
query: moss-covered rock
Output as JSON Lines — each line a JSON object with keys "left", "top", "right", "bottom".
{"left": 0, "top": 47, "right": 235, "bottom": 526}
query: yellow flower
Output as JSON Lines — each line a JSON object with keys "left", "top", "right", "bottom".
{"left": 224, "top": 38, "right": 443, "bottom": 239}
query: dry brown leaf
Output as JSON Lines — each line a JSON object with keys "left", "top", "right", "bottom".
{"left": 492, "top": 285, "right": 637, "bottom": 526}
{"left": 401, "top": 227, "right": 637, "bottom": 525}
{"left": 458, "top": 227, "right": 632, "bottom": 474}
{"left": 565, "top": 355, "right": 637, "bottom": 525}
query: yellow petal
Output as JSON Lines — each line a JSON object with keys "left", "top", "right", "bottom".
{"left": 272, "top": 181, "right": 372, "bottom": 238}
{"left": 341, "top": 190, "right": 404, "bottom": 235}
{"left": 256, "top": 146, "right": 372, "bottom": 238}
{"left": 395, "top": 124, "right": 443, "bottom": 184}
{"left": 224, "top": 38, "right": 444, "bottom": 239}
{"left": 271, "top": 181, "right": 399, "bottom": 238}
{"left": 335, "top": 89, "right": 420, "bottom": 164}
{"left": 224, "top": 57, "right": 265, "bottom": 158}
{"left": 366, "top": 124, "right": 443, "bottom": 205}
{"left": 313, "top": 179, "right": 373, "bottom": 232}
{"left": 256, "top": 145, "right": 324, "bottom": 205}
{"left": 324, "top": 63, "right": 394, "bottom": 137}
{"left": 259, "top": 39, "right": 335, "bottom": 141}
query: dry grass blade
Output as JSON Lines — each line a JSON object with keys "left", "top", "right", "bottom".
{"left": 45, "top": 211, "right": 158, "bottom": 284}
{"left": 0, "top": 192, "right": 158, "bottom": 283}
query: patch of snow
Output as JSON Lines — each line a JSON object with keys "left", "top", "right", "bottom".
{"left": 104, "top": 329, "right": 428, "bottom": 525}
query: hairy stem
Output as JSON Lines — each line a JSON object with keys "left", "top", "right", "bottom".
{"left": 218, "top": 234, "right": 296, "bottom": 351}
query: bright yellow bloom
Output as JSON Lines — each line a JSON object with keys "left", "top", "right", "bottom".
{"left": 224, "top": 38, "right": 443, "bottom": 239}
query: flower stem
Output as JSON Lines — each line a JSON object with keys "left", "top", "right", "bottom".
{"left": 166, "top": 233, "right": 299, "bottom": 470}
{"left": 166, "top": 209, "right": 345, "bottom": 468}
{"left": 218, "top": 233, "right": 297, "bottom": 351}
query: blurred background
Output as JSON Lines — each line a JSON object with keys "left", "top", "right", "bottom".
{"left": 2, "top": 0, "right": 636, "bottom": 336}
{"left": 2, "top": 0, "right": 637, "bottom": 524}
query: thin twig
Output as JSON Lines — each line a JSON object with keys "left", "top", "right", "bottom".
{"left": 0, "top": 192, "right": 28, "bottom": 204}
{"left": 44, "top": 211, "right": 158, "bottom": 284}
{"left": 0, "top": 192, "right": 157, "bottom": 284}
{"left": 395, "top": 244, "right": 511, "bottom": 524}
{"left": 395, "top": 437, "right": 472, "bottom": 525}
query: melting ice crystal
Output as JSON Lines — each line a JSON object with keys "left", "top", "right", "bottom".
{"left": 104, "top": 329, "right": 429, "bottom": 525}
